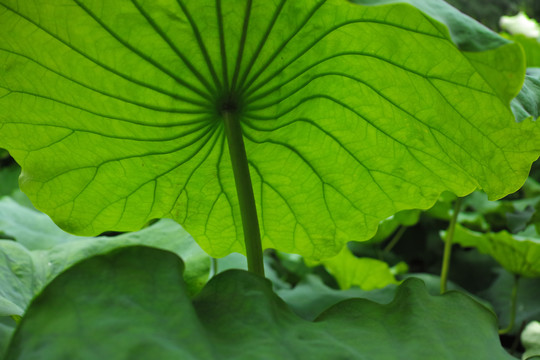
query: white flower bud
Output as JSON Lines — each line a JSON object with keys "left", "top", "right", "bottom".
{"left": 522, "top": 321, "right": 540, "bottom": 360}
{"left": 500, "top": 12, "right": 540, "bottom": 38}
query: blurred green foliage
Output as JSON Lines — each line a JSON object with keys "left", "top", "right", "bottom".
{"left": 446, "top": 0, "right": 540, "bottom": 30}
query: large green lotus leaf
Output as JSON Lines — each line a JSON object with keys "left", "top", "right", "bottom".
{"left": 1, "top": 1, "right": 538, "bottom": 259}
{"left": 449, "top": 224, "right": 540, "bottom": 277}
{"left": 0, "top": 198, "right": 209, "bottom": 316}
{"left": 6, "top": 246, "right": 513, "bottom": 359}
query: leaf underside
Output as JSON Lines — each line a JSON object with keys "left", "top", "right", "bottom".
{"left": 5, "top": 247, "right": 513, "bottom": 360}
{"left": 0, "top": 0, "right": 538, "bottom": 259}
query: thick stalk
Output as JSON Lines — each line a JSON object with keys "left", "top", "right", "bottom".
{"left": 223, "top": 112, "right": 265, "bottom": 276}
{"left": 499, "top": 274, "right": 520, "bottom": 335}
{"left": 440, "top": 197, "right": 463, "bottom": 294}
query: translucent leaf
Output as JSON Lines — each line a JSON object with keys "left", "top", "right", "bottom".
{"left": 0, "top": 0, "right": 538, "bottom": 259}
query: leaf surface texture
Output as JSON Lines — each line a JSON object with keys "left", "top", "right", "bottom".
{"left": 0, "top": 0, "right": 538, "bottom": 258}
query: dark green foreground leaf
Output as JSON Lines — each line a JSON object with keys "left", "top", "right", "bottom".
{"left": 6, "top": 247, "right": 512, "bottom": 359}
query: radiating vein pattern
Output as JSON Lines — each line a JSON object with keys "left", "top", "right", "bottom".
{"left": 0, "top": 0, "right": 538, "bottom": 259}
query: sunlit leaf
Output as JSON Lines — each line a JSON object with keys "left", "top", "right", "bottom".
{"left": 0, "top": 0, "right": 538, "bottom": 259}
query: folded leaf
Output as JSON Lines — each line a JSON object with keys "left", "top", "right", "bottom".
{"left": 449, "top": 224, "right": 540, "bottom": 277}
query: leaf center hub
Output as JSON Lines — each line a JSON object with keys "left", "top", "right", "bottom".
{"left": 218, "top": 92, "right": 242, "bottom": 117}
